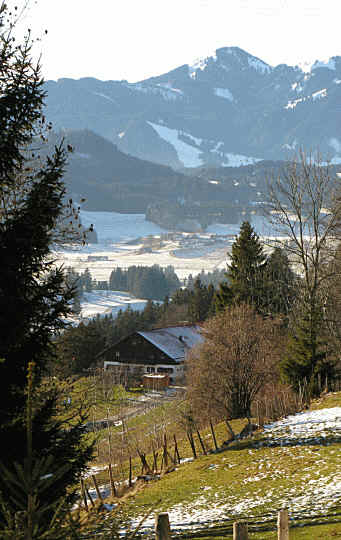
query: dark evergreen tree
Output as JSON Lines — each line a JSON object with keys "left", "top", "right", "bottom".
{"left": 108, "top": 264, "right": 179, "bottom": 300}
{"left": 81, "top": 267, "right": 93, "bottom": 292}
{"left": 215, "top": 221, "right": 266, "bottom": 312}
{"left": 188, "top": 278, "right": 215, "bottom": 322}
{"left": 172, "top": 287, "right": 192, "bottom": 306}
{"left": 0, "top": 9, "right": 93, "bottom": 525}
{"left": 56, "top": 319, "right": 106, "bottom": 375}
{"left": 164, "top": 265, "right": 181, "bottom": 293}
{"left": 109, "top": 266, "right": 126, "bottom": 290}
{"left": 72, "top": 294, "right": 82, "bottom": 316}
{"left": 214, "top": 279, "right": 234, "bottom": 312}
{"left": 281, "top": 303, "right": 335, "bottom": 396}
{"left": 262, "top": 247, "right": 297, "bottom": 317}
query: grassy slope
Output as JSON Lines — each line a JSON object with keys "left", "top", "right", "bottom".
{"left": 69, "top": 384, "right": 341, "bottom": 538}
{"left": 117, "top": 392, "right": 341, "bottom": 539}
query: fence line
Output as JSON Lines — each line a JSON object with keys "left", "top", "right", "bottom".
{"left": 154, "top": 508, "right": 313, "bottom": 539}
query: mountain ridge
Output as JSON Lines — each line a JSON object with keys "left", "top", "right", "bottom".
{"left": 44, "top": 46, "right": 341, "bottom": 169}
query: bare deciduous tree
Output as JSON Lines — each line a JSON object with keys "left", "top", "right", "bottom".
{"left": 187, "top": 304, "right": 282, "bottom": 423}
{"left": 266, "top": 151, "right": 341, "bottom": 392}
{"left": 266, "top": 151, "right": 341, "bottom": 313}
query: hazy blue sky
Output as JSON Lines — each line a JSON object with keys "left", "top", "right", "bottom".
{"left": 15, "top": 0, "right": 341, "bottom": 81}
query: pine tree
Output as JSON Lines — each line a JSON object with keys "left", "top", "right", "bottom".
{"left": 281, "top": 304, "right": 335, "bottom": 396}
{"left": 262, "top": 247, "right": 297, "bottom": 317}
{"left": 0, "top": 7, "right": 93, "bottom": 526}
{"left": 188, "top": 278, "right": 215, "bottom": 322}
{"left": 215, "top": 221, "right": 266, "bottom": 311}
{"left": 82, "top": 267, "right": 93, "bottom": 292}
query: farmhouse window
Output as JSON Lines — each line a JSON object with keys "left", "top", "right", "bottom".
{"left": 157, "top": 367, "right": 173, "bottom": 374}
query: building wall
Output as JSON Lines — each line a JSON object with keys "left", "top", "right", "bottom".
{"left": 102, "top": 332, "right": 187, "bottom": 384}
{"left": 104, "top": 361, "right": 184, "bottom": 384}
{"left": 106, "top": 332, "right": 179, "bottom": 366}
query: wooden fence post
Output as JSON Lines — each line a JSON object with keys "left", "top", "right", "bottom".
{"left": 91, "top": 475, "right": 103, "bottom": 502}
{"left": 277, "top": 508, "right": 289, "bottom": 540}
{"left": 108, "top": 463, "right": 117, "bottom": 497}
{"left": 210, "top": 419, "right": 219, "bottom": 451}
{"left": 153, "top": 450, "right": 159, "bottom": 472}
{"left": 129, "top": 456, "right": 133, "bottom": 486}
{"left": 173, "top": 434, "right": 181, "bottom": 463}
{"left": 155, "top": 512, "right": 171, "bottom": 539}
{"left": 80, "top": 479, "right": 88, "bottom": 512}
{"left": 196, "top": 429, "right": 207, "bottom": 455}
{"left": 85, "top": 486, "right": 95, "bottom": 508}
{"left": 233, "top": 521, "right": 248, "bottom": 540}
{"left": 187, "top": 431, "right": 197, "bottom": 459}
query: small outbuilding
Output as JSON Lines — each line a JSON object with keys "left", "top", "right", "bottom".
{"left": 142, "top": 374, "right": 170, "bottom": 391}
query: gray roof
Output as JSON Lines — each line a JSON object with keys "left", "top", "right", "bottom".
{"left": 138, "top": 325, "right": 203, "bottom": 361}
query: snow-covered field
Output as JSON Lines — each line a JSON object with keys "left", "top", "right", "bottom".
{"left": 80, "top": 210, "right": 167, "bottom": 243}
{"left": 80, "top": 290, "right": 148, "bottom": 319}
{"left": 55, "top": 211, "right": 241, "bottom": 284}
{"left": 55, "top": 211, "right": 279, "bottom": 319}
{"left": 56, "top": 211, "right": 274, "bottom": 281}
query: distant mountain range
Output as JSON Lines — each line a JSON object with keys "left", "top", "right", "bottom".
{"left": 47, "top": 129, "right": 340, "bottom": 231}
{"left": 45, "top": 47, "right": 341, "bottom": 169}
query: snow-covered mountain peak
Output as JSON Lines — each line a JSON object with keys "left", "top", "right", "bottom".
{"left": 188, "top": 51, "right": 217, "bottom": 79}
{"left": 311, "top": 57, "right": 337, "bottom": 71}
{"left": 188, "top": 46, "right": 272, "bottom": 79}
{"left": 216, "top": 47, "right": 272, "bottom": 74}
{"left": 297, "top": 56, "right": 340, "bottom": 73}
{"left": 44, "top": 46, "right": 341, "bottom": 169}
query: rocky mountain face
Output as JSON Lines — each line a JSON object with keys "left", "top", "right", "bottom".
{"left": 44, "top": 47, "right": 341, "bottom": 169}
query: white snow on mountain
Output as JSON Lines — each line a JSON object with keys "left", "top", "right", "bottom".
{"left": 291, "top": 82, "right": 303, "bottom": 93}
{"left": 285, "top": 97, "right": 304, "bottom": 109}
{"left": 188, "top": 51, "right": 217, "bottom": 79}
{"left": 312, "top": 88, "right": 327, "bottom": 100}
{"left": 311, "top": 58, "right": 336, "bottom": 71}
{"left": 92, "top": 91, "right": 117, "bottom": 104}
{"left": 147, "top": 122, "right": 203, "bottom": 167}
{"left": 248, "top": 56, "right": 272, "bottom": 74}
{"left": 157, "top": 82, "right": 184, "bottom": 95}
{"left": 183, "top": 132, "right": 202, "bottom": 146}
{"left": 129, "top": 83, "right": 183, "bottom": 101}
{"left": 213, "top": 141, "right": 224, "bottom": 152}
{"left": 285, "top": 88, "right": 327, "bottom": 109}
{"left": 210, "top": 141, "right": 262, "bottom": 167}
{"left": 298, "top": 57, "right": 336, "bottom": 73}
{"left": 214, "top": 88, "right": 234, "bottom": 101}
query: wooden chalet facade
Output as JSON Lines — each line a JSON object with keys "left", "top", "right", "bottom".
{"left": 103, "top": 325, "right": 202, "bottom": 384}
